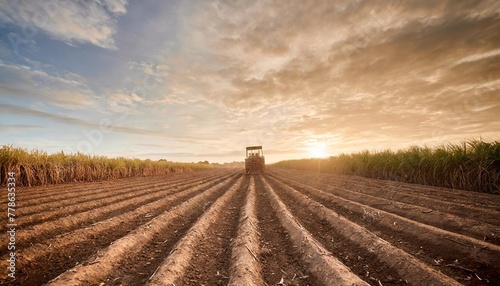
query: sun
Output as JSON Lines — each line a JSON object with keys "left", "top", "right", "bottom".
{"left": 309, "top": 143, "right": 327, "bottom": 158}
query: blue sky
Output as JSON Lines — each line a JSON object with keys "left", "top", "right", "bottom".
{"left": 1, "top": 0, "right": 499, "bottom": 163}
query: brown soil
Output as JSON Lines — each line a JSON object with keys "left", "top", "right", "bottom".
{"left": 0, "top": 167, "right": 498, "bottom": 286}
{"left": 178, "top": 177, "right": 247, "bottom": 286}
{"left": 255, "top": 177, "right": 321, "bottom": 286}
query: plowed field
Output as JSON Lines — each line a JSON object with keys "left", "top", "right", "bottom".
{"left": 1, "top": 168, "right": 499, "bottom": 285}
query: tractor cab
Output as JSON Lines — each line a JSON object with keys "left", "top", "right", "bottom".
{"left": 245, "top": 146, "right": 265, "bottom": 174}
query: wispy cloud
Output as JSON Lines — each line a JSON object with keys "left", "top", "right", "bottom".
{"left": 0, "top": 0, "right": 128, "bottom": 49}
{"left": 452, "top": 48, "right": 500, "bottom": 67}
{"left": 169, "top": 0, "right": 500, "bottom": 149}
{"left": 0, "top": 103, "right": 155, "bottom": 135}
{"left": 0, "top": 0, "right": 499, "bottom": 162}
{"left": 0, "top": 124, "right": 44, "bottom": 131}
{"left": 0, "top": 61, "right": 97, "bottom": 108}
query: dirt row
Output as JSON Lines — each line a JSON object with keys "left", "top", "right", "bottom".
{"left": 1, "top": 168, "right": 499, "bottom": 285}
{"left": 0, "top": 170, "right": 239, "bottom": 285}
{"left": 0, "top": 171, "right": 236, "bottom": 252}
{"left": 266, "top": 169, "right": 500, "bottom": 285}
{"left": 0, "top": 169, "right": 227, "bottom": 225}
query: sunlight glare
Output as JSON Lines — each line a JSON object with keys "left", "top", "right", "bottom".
{"left": 309, "top": 143, "right": 327, "bottom": 158}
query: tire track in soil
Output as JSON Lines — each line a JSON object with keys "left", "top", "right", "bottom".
{"left": 176, "top": 176, "right": 248, "bottom": 286}
{"left": 254, "top": 176, "right": 321, "bottom": 286}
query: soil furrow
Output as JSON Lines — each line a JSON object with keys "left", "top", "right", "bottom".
{"left": 4, "top": 172, "right": 232, "bottom": 249}
{"left": 0, "top": 173, "right": 240, "bottom": 286}
{"left": 265, "top": 174, "right": 461, "bottom": 285}
{"left": 340, "top": 175, "right": 500, "bottom": 203}
{"left": 45, "top": 174, "right": 241, "bottom": 286}
{"left": 9, "top": 172, "right": 223, "bottom": 216}
{"left": 270, "top": 172, "right": 500, "bottom": 285}
{"left": 228, "top": 176, "right": 265, "bottom": 286}
{"left": 269, "top": 172, "right": 500, "bottom": 245}
{"left": 177, "top": 177, "right": 247, "bottom": 286}
{"left": 272, "top": 168, "right": 500, "bottom": 210}
{"left": 2, "top": 167, "right": 498, "bottom": 286}
{"left": 147, "top": 176, "right": 245, "bottom": 286}
{"left": 254, "top": 176, "right": 320, "bottom": 286}
{"left": 0, "top": 170, "right": 220, "bottom": 204}
{"left": 258, "top": 175, "right": 369, "bottom": 286}
{"left": 11, "top": 172, "right": 231, "bottom": 228}
{"left": 0, "top": 171, "right": 227, "bottom": 228}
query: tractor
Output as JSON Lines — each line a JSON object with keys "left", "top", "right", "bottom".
{"left": 245, "top": 146, "right": 265, "bottom": 174}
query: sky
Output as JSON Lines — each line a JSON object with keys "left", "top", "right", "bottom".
{"left": 0, "top": 0, "right": 499, "bottom": 163}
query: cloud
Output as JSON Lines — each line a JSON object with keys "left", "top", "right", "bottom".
{"left": 0, "top": 103, "right": 156, "bottom": 135}
{"left": 0, "top": 61, "right": 97, "bottom": 109}
{"left": 107, "top": 91, "right": 144, "bottom": 113}
{"left": 100, "top": 0, "right": 128, "bottom": 15}
{"left": 135, "top": 143, "right": 165, "bottom": 148}
{"left": 0, "top": 0, "right": 128, "bottom": 49}
{"left": 168, "top": 0, "right": 500, "bottom": 149}
{"left": 0, "top": 124, "right": 44, "bottom": 131}
{"left": 1, "top": 0, "right": 499, "bottom": 162}
{"left": 451, "top": 48, "right": 500, "bottom": 67}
